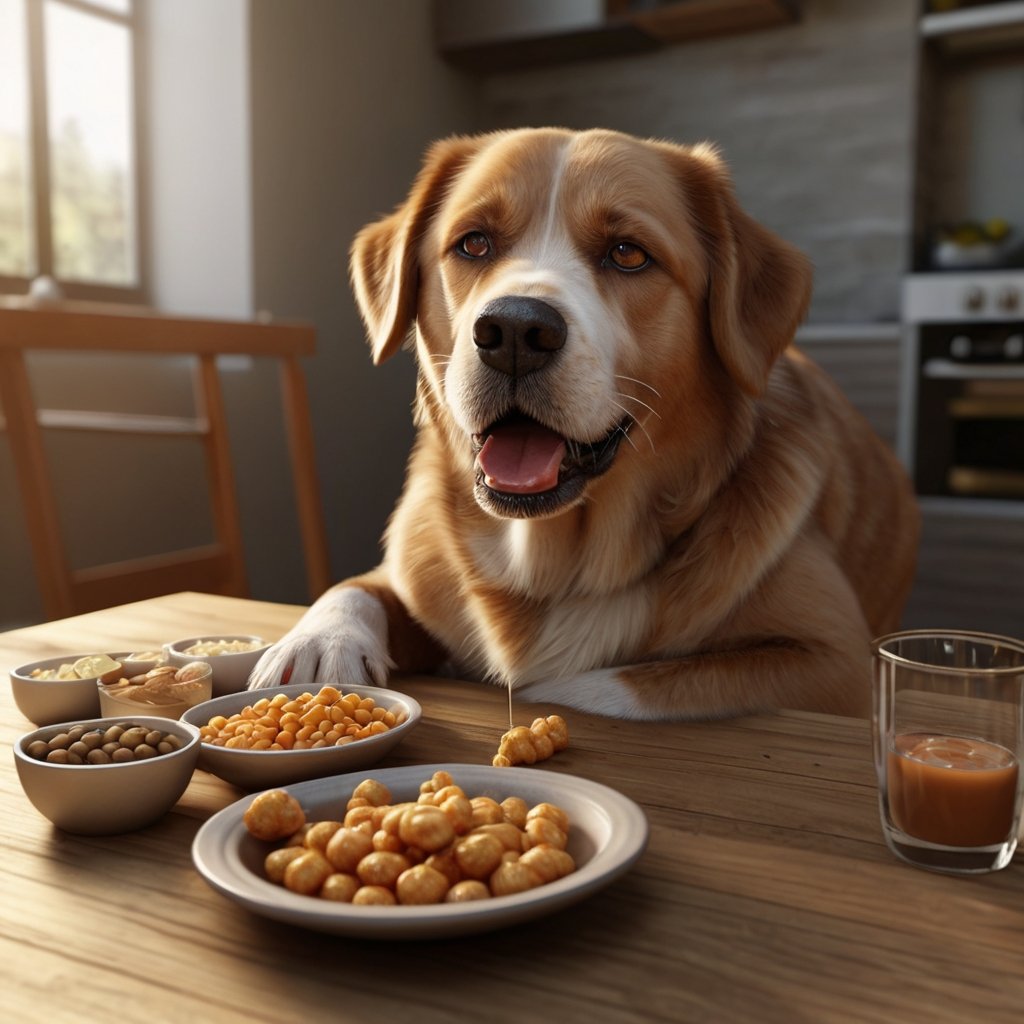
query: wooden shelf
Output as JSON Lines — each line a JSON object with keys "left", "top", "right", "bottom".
{"left": 628, "top": 0, "right": 798, "bottom": 43}
{"left": 435, "top": 0, "right": 801, "bottom": 71}
{"left": 921, "top": 1, "right": 1024, "bottom": 54}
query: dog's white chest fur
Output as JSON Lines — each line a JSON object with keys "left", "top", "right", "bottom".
{"left": 460, "top": 520, "right": 655, "bottom": 686}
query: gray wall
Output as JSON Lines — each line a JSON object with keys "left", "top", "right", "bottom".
{"left": 479, "top": 0, "right": 919, "bottom": 324}
{"left": 249, "top": 0, "right": 479, "bottom": 585}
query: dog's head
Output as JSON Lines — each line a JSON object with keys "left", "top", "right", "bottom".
{"left": 351, "top": 128, "right": 811, "bottom": 520}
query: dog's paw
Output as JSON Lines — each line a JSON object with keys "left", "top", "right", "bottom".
{"left": 514, "top": 668, "right": 651, "bottom": 719}
{"left": 246, "top": 588, "right": 394, "bottom": 690}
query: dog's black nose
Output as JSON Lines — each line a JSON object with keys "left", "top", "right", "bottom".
{"left": 473, "top": 296, "right": 567, "bottom": 377}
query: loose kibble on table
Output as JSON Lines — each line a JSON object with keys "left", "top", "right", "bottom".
{"left": 197, "top": 685, "right": 404, "bottom": 750}
{"left": 492, "top": 715, "right": 570, "bottom": 767}
{"left": 25, "top": 722, "right": 185, "bottom": 765}
{"left": 244, "top": 770, "right": 576, "bottom": 905}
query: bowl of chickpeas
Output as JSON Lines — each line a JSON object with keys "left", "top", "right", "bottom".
{"left": 14, "top": 715, "right": 201, "bottom": 835}
{"left": 165, "top": 635, "right": 272, "bottom": 697}
{"left": 191, "top": 763, "right": 649, "bottom": 938}
{"left": 180, "top": 682, "right": 421, "bottom": 790}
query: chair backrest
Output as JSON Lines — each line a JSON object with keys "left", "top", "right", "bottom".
{"left": 0, "top": 300, "right": 331, "bottom": 619}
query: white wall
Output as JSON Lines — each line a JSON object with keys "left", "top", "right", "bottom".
{"left": 144, "top": 0, "right": 252, "bottom": 319}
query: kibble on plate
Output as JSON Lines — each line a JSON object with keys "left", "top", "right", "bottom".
{"left": 243, "top": 769, "right": 576, "bottom": 905}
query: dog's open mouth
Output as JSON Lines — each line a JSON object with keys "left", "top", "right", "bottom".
{"left": 472, "top": 412, "right": 631, "bottom": 518}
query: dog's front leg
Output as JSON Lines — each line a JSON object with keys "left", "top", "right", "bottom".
{"left": 514, "top": 638, "right": 870, "bottom": 721}
{"left": 247, "top": 571, "right": 445, "bottom": 690}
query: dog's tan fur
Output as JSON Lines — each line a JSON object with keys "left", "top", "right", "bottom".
{"left": 249, "top": 128, "right": 919, "bottom": 720}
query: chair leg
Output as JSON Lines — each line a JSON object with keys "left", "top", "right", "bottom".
{"left": 194, "top": 354, "right": 248, "bottom": 597}
{"left": 0, "top": 349, "right": 74, "bottom": 619}
{"left": 279, "top": 355, "right": 331, "bottom": 599}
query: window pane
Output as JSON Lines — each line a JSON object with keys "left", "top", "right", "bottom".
{"left": 0, "top": 0, "right": 34, "bottom": 278}
{"left": 45, "top": 0, "right": 137, "bottom": 286}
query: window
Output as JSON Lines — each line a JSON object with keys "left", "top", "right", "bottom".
{"left": 0, "top": 0, "right": 144, "bottom": 302}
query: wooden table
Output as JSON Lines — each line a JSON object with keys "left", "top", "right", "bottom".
{"left": 3, "top": 593, "right": 1022, "bottom": 1023}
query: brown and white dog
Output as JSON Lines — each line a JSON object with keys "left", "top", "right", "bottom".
{"left": 249, "top": 127, "right": 919, "bottom": 719}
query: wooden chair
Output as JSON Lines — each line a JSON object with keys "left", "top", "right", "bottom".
{"left": 0, "top": 300, "right": 331, "bottom": 620}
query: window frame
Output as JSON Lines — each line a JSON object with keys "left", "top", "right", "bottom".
{"left": 0, "top": 0, "right": 148, "bottom": 304}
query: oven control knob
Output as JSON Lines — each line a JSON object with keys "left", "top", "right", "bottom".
{"left": 1006, "top": 334, "right": 1023, "bottom": 360}
{"left": 963, "top": 286, "right": 986, "bottom": 312}
{"left": 950, "top": 334, "right": 971, "bottom": 359}
{"left": 997, "top": 287, "right": 1020, "bottom": 313}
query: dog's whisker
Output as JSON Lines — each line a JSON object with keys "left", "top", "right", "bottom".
{"left": 610, "top": 399, "right": 655, "bottom": 455}
{"left": 631, "top": 418, "right": 657, "bottom": 455}
{"left": 600, "top": 407, "right": 637, "bottom": 458}
{"left": 618, "top": 426, "right": 641, "bottom": 456}
{"left": 614, "top": 391, "right": 662, "bottom": 420}
{"left": 614, "top": 374, "right": 662, "bottom": 400}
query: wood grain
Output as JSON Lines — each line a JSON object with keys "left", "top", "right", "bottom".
{"left": 2, "top": 593, "right": 1023, "bottom": 1024}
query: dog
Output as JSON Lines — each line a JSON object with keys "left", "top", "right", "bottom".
{"left": 248, "top": 127, "right": 919, "bottom": 720}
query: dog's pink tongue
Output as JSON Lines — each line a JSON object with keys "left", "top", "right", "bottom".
{"left": 478, "top": 421, "right": 566, "bottom": 494}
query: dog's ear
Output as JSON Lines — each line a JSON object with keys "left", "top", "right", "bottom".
{"left": 677, "top": 145, "right": 812, "bottom": 396}
{"left": 350, "top": 135, "right": 482, "bottom": 365}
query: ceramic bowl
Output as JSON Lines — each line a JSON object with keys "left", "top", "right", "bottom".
{"left": 14, "top": 715, "right": 201, "bottom": 835}
{"left": 110, "top": 650, "right": 166, "bottom": 676}
{"left": 181, "top": 682, "right": 422, "bottom": 790}
{"left": 97, "top": 661, "right": 214, "bottom": 720}
{"left": 164, "top": 634, "right": 271, "bottom": 697}
{"left": 10, "top": 652, "right": 119, "bottom": 726}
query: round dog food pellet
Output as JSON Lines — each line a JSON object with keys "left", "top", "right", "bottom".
{"left": 243, "top": 789, "right": 306, "bottom": 841}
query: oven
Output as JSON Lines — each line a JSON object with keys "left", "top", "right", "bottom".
{"left": 901, "top": 271, "right": 1024, "bottom": 502}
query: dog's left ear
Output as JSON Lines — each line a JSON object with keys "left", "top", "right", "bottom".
{"left": 350, "top": 135, "right": 482, "bottom": 365}
{"left": 674, "top": 144, "right": 813, "bottom": 396}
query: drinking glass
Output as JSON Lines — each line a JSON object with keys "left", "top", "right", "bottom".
{"left": 872, "top": 630, "right": 1024, "bottom": 874}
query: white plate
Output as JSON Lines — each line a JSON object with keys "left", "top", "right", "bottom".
{"left": 192, "top": 763, "right": 648, "bottom": 939}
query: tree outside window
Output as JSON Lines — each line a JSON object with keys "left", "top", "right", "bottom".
{"left": 0, "top": 0, "right": 145, "bottom": 303}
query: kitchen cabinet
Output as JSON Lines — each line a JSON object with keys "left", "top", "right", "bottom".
{"left": 900, "top": 2, "right": 1024, "bottom": 639}
{"left": 910, "top": 1, "right": 1024, "bottom": 272}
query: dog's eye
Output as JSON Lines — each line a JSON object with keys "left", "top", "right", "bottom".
{"left": 607, "top": 243, "right": 650, "bottom": 272}
{"left": 456, "top": 232, "right": 491, "bottom": 259}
